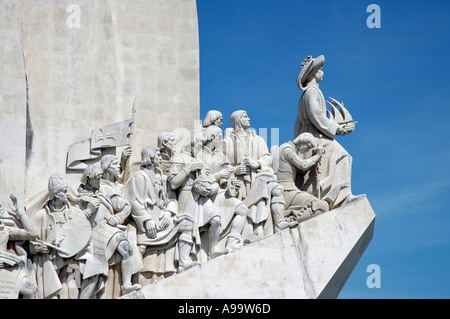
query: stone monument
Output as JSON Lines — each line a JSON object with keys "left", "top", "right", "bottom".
{"left": 0, "top": 0, "right": 200, "bottom": 205}
{"left": 0, "top": 1, "right": 375, "bottom": 299}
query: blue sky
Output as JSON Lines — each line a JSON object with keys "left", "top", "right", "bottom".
{"left": 197, "top": 0, "right": 450, "bottom": 298}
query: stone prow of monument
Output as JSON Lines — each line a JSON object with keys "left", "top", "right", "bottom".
{"left": 0, "top": 0, "right": 200, "bottom": 205}
{"left": 120, "top": 195, "right": 375, "bottom": 299}
{"left": 1, "top": 1, "right": 376, "bottom": 300}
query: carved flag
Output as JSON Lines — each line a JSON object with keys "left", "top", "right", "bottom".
{"left": 66, "top": 114, "right": 135, "bottom": 171}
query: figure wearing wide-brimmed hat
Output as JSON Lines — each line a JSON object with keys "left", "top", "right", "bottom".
{"left": 294, "top": 55, "right": 362, "bottom": 209}
{"left": 296, "top": 55, "right": 325, "bottom": 91}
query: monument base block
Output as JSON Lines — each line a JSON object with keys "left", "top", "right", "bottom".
{"left": 120, "top": 195, "right": 375, "bottom": 299}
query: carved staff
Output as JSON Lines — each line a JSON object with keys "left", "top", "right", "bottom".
{"left": 316, "top": 134, "right": 323, "bottom": 200}
{"left": 232, "top": 132, "right": 251, "bottom": 184}
{"left": 34, "top": 239, "right": 71, "bottom": 256}
{"left": 127, "top": 97, "right": 136, "bottom": 146}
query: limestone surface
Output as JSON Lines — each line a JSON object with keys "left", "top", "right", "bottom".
{"left": 120, "top": 195, "right": 375, "bottom": 299}
{"left": 0, "top": 0, "right": 200, "bottom": 205}
{"left": 1, "top": 2, "right": 375, "bottom": 300}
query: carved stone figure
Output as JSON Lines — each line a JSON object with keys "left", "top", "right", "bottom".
{"left": 202, "top": 110, "right": 223, "bottom": 128}
{"left": 169, "top": 132, "right": 229, "bottom": 260}
{"left": 198, "top": 124, "right": 249, "bottom": 250}
{"left": 124, "top": 145, "right": 198, "bottom": 280}
{"left": 157, "top": 132, "right": 177, "bottom": 176}
{"left": 77, "top": 164, "right": 141, "bottom": 297}
{"left": 0, "top": 56, "right": 367, "bottom": 299}
{"left": 294, "top": 55, "right": 361, "bottom": 209}
{"left": 30, "top": 175, "right": 105, "bottom": 299}
{"left": 0, "top": 195, "right": 38, "bottom": 299}
{"left": 273, "top": 133, "right": 329, "bottom": 222}
{"left": 117, "top": 145, "right": 134, "bottom": 184}
{"left": 125, "top": 145, "right": 197, "bottom": 282}
{"left": 221, "top": 111, "right": 287, "bottom": 241}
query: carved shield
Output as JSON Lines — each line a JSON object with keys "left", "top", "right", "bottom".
{"left": 56, "top": 215, "right": 92, "bottom": 258}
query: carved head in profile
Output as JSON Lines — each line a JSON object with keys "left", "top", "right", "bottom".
{"left": 203, "top": 125, "right": 223, "bottom": 149}
{"left": 100, "top": 155, "right": 121, "bottom": 177}
{"left": 183, "top": 132, "right": 203, "bottom": 156}
{"left": 297, "top": 55, "right": 325, "bottom": 91}
{"left": 48, "top": 175, "right": 69, "bottom": 203}
{"left": 157, "top": 132, "right": 175, "bottom": 153}
{"left": 141, "top": 145, "right": 161, "bottom": 167}
{"left": 293, "top": 132, "right": 315, "bottom": 154}
{"left": 80, "top": 164, "right": 103, "bottom": 190}
{"left": 203, "top": 110, "right": 223, "bottom": 128}
{"left": 230, "top": 110, "right": 250, "bottom": 130}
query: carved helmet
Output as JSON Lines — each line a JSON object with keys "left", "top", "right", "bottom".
{"left": 297, "top": 55, "right": 325, "bottom": 91}
{"left": 48, "top": 175, "right": 67, "bottom": 194}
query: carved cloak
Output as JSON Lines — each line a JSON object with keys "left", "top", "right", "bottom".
{"left": 294, "top": 84, "right": 353, "bottom": 208}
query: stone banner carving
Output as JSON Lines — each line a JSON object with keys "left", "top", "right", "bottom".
{"left": 0, "top": 54, "right": 374, "bottom": 299}
{"left": 0, "top": 0, "right": 200, "bottom": 205}
{"left": 66, "top": 107, "right": 135, "bottom": 171}
{"left": 0, "top": 1, "right": 374, "bottom": 299}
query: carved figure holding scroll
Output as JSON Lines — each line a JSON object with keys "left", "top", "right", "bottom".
{"left": 124, "top": 145, "right": 199, "bottom": 279}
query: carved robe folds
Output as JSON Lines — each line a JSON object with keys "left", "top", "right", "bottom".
{"left": 168, "top": 153, "right": 220, "bottom": 254}
{"left": 221, "top": 130, "right": 284, "bottom": 234}
{"left": 30, "top": 203, "right": 102, "bottom": 299}
{"left": 294, "top": 84, "right": 353, "bottom": 209}
{"left": 89, "top": 182, "right": 130, "bottom": 271}
{"left": 124, "top": 168, "right": 182, "bottom": 276}
{"left": 197, "top": 147, "right": 247, "bottom": 245}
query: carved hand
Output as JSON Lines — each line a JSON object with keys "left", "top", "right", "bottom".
{"left": 145, "top": 220, "right": 158, "bottom": 239}
{"left": 54, "top": 235, "right": 66, "bottom": 247}
{"left": 311, "top": 155, "right": 321, "bottom": 164}
{"left": 35, "top": 243, "right": 50, "bottom": 254}
{"left": 121, "top": 145, "right": 132, "bottom": 160}
{"left": 343, "top": 122, "right": 355, "bottom": 133}
{"left": 336, "top": 126, "right": 348, "bottom": 136}
{"left": 234, "top": 179, "right": 243, "bottom": 189}
{"left": 86, "top": 199, "right": 101, "bottom": 217}
{"left": 315, "top": 147, "right": 325, "bottom": 160}
{"left": 8, "top": 194, "right": 19, "bottom": 214}
{"left": 245, "top": 158, "right": 260, "bottom": 169}
{"left": 194, "top": 180, "right": 212, "bottom": 196}
{"left": 234, "top": 164, "right": 247, "bottom": 176}
{"left": 159, "top": 211, "right": 172, "bottom": 230}
{"left": 107, "top": 215, "right": 120, "bottom": 227}
{"left": 189, "top": 162, "right": 203, "bottom": 172}
{"left": 219, "top": 168, "right": 233, "bottom": 180}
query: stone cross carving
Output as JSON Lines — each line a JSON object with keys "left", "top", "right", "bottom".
{"left": 93, "top": 129, "right": 115, "bottom": 147}
{"left": 1, "top": 54, "right": 367, "bottom": 299}
{"left": 66, "top": 110, "right": 135, "bottom": 172}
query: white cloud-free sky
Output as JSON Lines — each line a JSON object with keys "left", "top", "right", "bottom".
{"left": 197, "top": 0, "right": 450, "bottom": 298}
